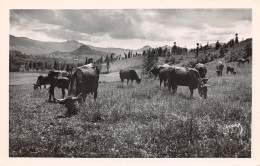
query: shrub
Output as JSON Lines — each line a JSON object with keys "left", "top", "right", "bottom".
{"left": 218, "top": 46, "right": 228, "bottom": 58}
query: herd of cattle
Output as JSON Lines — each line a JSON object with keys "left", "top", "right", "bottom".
{"left": 33, "top": 57, "right": 250, "bottom": 117}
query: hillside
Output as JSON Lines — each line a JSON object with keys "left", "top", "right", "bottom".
{"left": 10, "top": 35, "right": 153, "bottom": 56}
{"left": 71, "top": 45, "right": 107, "bottom": 56}
{"left": 87, "top": 45, "right": 132, "bottom": 55}
{"left": 10, "top": 35, "right": 82, "bottom": 55}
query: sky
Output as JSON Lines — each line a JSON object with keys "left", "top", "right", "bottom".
{"left": 10, "top": 9, "right": 252, "bottom": 49}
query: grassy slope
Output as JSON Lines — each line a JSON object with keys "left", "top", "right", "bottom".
{"left": 9, "top": 60, "right": 251, "bottom": 157}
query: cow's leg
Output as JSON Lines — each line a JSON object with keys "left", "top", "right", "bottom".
{"left": 62, "top": 88, "right": 65, "bottom": 98}
{"left": 160, "top": 79, "right": 162, "bottom": 87}
{"left": 172, "top": 85, "right": 177, "bottom": 94}
{"left": 49, "top": 87, "right": 54, "bottom": 101}
{"left": 189, "top": 88, "right": 194, "bottom": 99}
{"left": 131, "top": 79, "right": 133, "bottom": 85}
{"left": 121, "top": 78, "right": 124, "bottom": 83}
{"left": 44, "top": 84, "right": 46, "bottom": 89}
{"left": 94, "top": 88, "right": 98, "bottom": 100}
{"left": 164, "top": 80, "right": 167, "bottom": 88}
{"left": 168, "top": 82, "right": 172, "bottom": 92}
{"left": 127, "top": 79, "right": 129, "bottom": 85}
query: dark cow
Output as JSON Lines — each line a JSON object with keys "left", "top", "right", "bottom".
{"left": 227, "top": 65, "right": 236, "bottom": 74}
{"left": 48, "top": 70, "right": 70, "bottom": 101}
{"left": 237, "top": 58, "right": 249, "bottom": 65}
{"left": 120, "top": 69, "right": 141, "bottom": 85}
{"left": 56, "top": 93, "right": 82, "bottom": 117}
{"left": 158, "top": 64, "right": 171, "bottom": 88}
{"left": 216, "top": 62, "right": 224, "bottom": 76}
{"left": 33, "top": 75, "right": 50, "bottom": 89}
{"left": 194, "top": 63, "right": 207, "bottom": 78}
{"left": 55, "top": 64, "right": 100, "bottom": 117}
{"left": 167, "top": 67, "right": 211, "bottom": 99}
{"left": 150, "top": 65, "right": 162, "bottom": 80}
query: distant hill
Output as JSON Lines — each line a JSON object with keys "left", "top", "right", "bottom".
{"left": 136, "top": 45, "right": 152, "bottom": 53}
{"left": 87, "top": 45, "right": 132, "bottom": 55}
{"left": 10, "top": 35, "right": 82, "bottom": 55}
{"left": 71, "top": 45, "right": 107, "bottom": 56}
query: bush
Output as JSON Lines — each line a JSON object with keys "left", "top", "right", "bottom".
{"left": 219, "top": 46, "right": 228, "bottom": 58}
{"left": 143, "top": 49, "right": 158, "bottom": 74}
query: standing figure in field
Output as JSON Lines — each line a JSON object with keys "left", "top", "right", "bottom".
{"left": 119, "top": 69, "right": 141, "bottom": 85}
{"left": 216, "top": 61, "right": 224, "bottom": 76}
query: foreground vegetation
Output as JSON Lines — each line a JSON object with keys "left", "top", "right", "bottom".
{"left": 9, "top": 61, "right": 251, "bottom": 157}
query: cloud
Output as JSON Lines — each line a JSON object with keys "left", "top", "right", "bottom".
{"left": 10, "top": 9, "right": 252, "bottom": 49}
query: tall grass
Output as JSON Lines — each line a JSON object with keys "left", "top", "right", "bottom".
{"left": 9, "top": 62, "right": 251, "bottom": 157}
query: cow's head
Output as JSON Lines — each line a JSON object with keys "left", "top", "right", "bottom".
{"left": 136, "top": 77, "right": 141, "bottom": 84}
{"left": 55, "top": 93, "right": 82, "bottom": 117}
{"left": 33, "top": 83, "right": 39, "bottom": 90}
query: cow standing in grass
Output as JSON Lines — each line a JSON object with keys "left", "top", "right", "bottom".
{"left": 120, "top": 69, "right": 141, "bottom": 85}
{"left": 158, "top": 64, "right": 171, "bottom": 88}
{"left": 216, "top": 62, "right": 224, "bottom": 76}
{"left": 167, "top": 66, "right": 211, "bottom": 99}
{"left": 227, "top": 65, "right": 236, "bottom": 75}
{"left": 48, "top": 70, "right": 70, "bottom": 102}
{"left": 237, "top": 58, "right": 249, "bottom": 65}
{"left": 33, "top": 75, "right": 50, "bottom": 89}
{"left": 150, "top": 65, "right": 162, "bottom": 80}
{"left": 56, "top": 64, "right": 100, "bottom": 117}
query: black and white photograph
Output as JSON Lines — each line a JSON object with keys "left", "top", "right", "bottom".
{"left": 1, "top": 0, "right": 260, "bottom": 165}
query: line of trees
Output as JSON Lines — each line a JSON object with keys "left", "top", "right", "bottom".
{"left": 9, "top": 50, "right": 92, "bottom": 72}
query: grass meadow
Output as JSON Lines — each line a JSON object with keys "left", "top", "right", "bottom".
{"left": 9, "top": 61, "right": 251, "bottom": 157}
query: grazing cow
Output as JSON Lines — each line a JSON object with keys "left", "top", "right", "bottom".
{"left": 120, "top": 69, "right": 141, "bottom": 85}
{"left": 237, "top": 58, "right": 249, "bottom": 65}
{"left": 55, "top": 64, "right": 100, "bottom": 117}
{"left": 150, "top": 65, "right": 162, "bottom": 80}
{"left": 216, "top": 62, "right": 224, "bottom": 76}
{"left": 158, "top": 64, "right": 171, "bottom": 88}
{"left": 48, "top": 70, "right": 70, "bottom": 101}
{"left": 33, "top": 75, "right": 50, "bottom": 89}
{"left": 68, "top": 63, "right": 99, "bottom": 101}
{"left": 227, "top": 65, "right": 236, "bottom": 74}
{"left": 167, "top": 67, "right": 211, "bottom": 99}
{"left": 194, "top": 63, "right": 207, "bottom": 78}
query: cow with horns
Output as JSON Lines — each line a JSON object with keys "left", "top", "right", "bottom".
{"left": 55, "top": 64, "right": 100, "bottom": 117}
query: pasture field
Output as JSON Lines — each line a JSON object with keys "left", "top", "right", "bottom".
{"left": 9, "top": 62, "right": 251, "bottom": 157}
